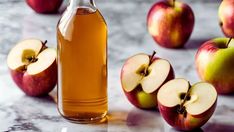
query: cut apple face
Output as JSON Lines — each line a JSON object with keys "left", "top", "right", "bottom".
{"left": 121, "top": 53, "right": 171, "bottom": 93}
{"left": 157, "top": 78, "right": 217, "bottom": 115}
{"left": 7, "top": 39, "right": 56, "bottom": 75}
{"left": 185, "top": 82, "right": 217, "bottom": 115}
{"left": 27, "top": 48, "right": 56, "bottom": 75}
{"left": 7, "top": 39, "right": 44, "bottom": 70}
{"left": 157, "top": 78, "right": 190, "bottom": 107}
{"left": 122, "top": 54, "right": 149, "bottom": 92}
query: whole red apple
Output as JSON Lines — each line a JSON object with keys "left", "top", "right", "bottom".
{"left": 195, "top": 38, "right": 234, "bottom": 94}
{"left": 121, "top": 51, "right": 174, "bottom": 109}
{"left": 7, "top": 39, "right": 57, "bottom": 96}
{"left": 218, "top": 0, "right": 234, "bottom": 37}
{"left": 157, "top": 78, "right": 217, "bottom": 131}
{"left": 26, "top": 0, "right": 63, "bottom": 14}
{"left": 147, "top": 0, "right": 194, "bottom": 48}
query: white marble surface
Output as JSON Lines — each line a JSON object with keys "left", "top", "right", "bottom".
{"left": 0, "top": 0, "right": 234, "bottom": 131}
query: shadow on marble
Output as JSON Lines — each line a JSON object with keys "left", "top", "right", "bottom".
{"left": 48, "top": 89, "right": 58, "bottom": 103}
{"left": 219, "top": 93, "right": 234, "bottom": 96}
{"left": 126, "top": 108, "right": 160, "bottom": 126}
{"left": 52, "top": 108, "right": 162, "bottom": 131}
{"left": 55, "top": 108, "right": 163, "bottom": 132}
{"left": 203, "top": 122, "right": 234, "bottom": 132}
{"left": 31, "top": 94, "right": 55, "bottom": 103}
{"left": 169, "top": 127, "right": 203, "bottom": 132}
{"left": 108, "top": 107, "right": 161, "bottom": 126}
{"left": 119, "top": 108, "right": 163, "bottom": 131}
{"left": 57, "top": 121, "right": 108, "bottom": 132}
{"left": 184, "top": 38, "right": 209, "bottom": 49}
{"left": 168, "top": 121, "right": 234, "bottom": 132}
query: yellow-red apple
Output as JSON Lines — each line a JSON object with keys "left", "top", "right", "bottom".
{"left": 26, "top": 0, "right": 63, "bottom": 14}
{"left": 195, "top": 38, "right": 234, "bottom": 94}
{"left": 218, "top": 0, "right": 234, "bottom": 37}
{"left": 147, "top": 0, "right": 194, "bottom": 48}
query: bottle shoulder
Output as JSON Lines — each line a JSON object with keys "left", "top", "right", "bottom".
{"left": 57, "top": 7, "right": 107, "bottom": 41}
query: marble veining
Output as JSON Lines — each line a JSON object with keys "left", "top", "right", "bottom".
{"left": 0, "top": 0, "right": 234, "bottom": 131}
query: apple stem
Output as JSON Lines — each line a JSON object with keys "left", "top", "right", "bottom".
{"left": 38, "top": 40, "right": 47, "bottom": 53}
{"left": 178, "top": 82, "right": 191, "bottom": 115}
{"left": 226, "top": 38, "right": 232, "bottom": 47}
{"left": 219, "top": 21, "right": 223, "bottom": 27}
{"left": 43, "top": 40, "right": 47, "bottom": 46}
{"left": 149, "top": 51, "right": 156, "bottom": 66}
{"left": 142, "top": 51, "right": 156, "bottom": 76}
{"left": 25, "top": 40, "right": 47, "bottom": 65}
{"left": 179, "top": 95, "right": 188, "bottom": 112}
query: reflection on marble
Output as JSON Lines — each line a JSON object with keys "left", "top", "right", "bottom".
{"left": 0, "top": 0, "right": 234, "bottom": 131}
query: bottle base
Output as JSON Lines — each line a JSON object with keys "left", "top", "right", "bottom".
{"left": 61, "top": 112, "right": 108, "bottom": 124}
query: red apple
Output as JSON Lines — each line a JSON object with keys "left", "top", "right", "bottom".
{"left": 7, "top": 39, "right": 57, "bottom": 96}
{"left": 157, "top": 78, "right": 217, "bottom": 131}
{"left": 26, "top": 0, "right": 63, "bottom": 14}
{"left": 147, "top": 0, "right": 194, "bottom": 48}
{"left": 195, "top": 38, "right": 234, "bottom": 94}
{"left": 218, "top": 0, "right": 234, "bottom": 37}
{"left": 121, "top": 51, "right": 175, "bottom": 109}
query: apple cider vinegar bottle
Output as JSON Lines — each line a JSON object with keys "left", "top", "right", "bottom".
{"left": 57, "top": 0, "right": 107, "bottom": 123}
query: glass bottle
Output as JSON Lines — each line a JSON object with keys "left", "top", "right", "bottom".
{"left": 57, "top": 0, "right": 108, "bottom": 123}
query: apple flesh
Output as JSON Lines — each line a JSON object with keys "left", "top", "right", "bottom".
{"left": 157, "top": 78, "right": 217, "bottom": 131}
{"left": 195, "top": 38, "right": 234, "bottom": 94}
{"left": 7, "top": 39, "right": 57, "bottom": 96}
{"left": 147, "top": 0, "right": 194, "bottom": 48}
{"left": 121, "top": 52, "right": 175, "bottom": 109}
{"left": 26, "top": 0, "right": 63, "bottom": 14}
{"left": 218, "top": 0, "right": 234, "bottom": 37}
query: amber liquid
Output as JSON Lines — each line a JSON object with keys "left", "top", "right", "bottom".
{"left": 57, "top": 7, "right": 107, "bottom": 123}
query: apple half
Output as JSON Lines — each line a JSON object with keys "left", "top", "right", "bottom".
{"left": 7, "top": 39, "right": 57, "bottom": 96}
{"left": 157, "top": 78, "right": 217, "bottom": 131}
{"left": 121, "top": 52, "right": 174, "bottom": 109}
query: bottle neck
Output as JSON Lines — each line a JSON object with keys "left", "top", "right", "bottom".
{"left": 69, "top": 0, "right": 96, "bottom": 9}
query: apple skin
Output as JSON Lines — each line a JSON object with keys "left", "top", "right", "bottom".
{"left": 123, "top": 88, "right": 158, "bottom": 109}
{"left": 9, "top": 59, "right": 57, "bottom": 97}
{"left": 147, "top": 1, "right": 194, "bottom": 48}
{"left": 121, "top": 56, "right": 175, "bottom": 109}
{"left": 218, "top": 0, "right": 234, "bottom": 37}
{"left": 158, "top": 99, "right": 217, "bottom": 131}
{"left": 195, "top": 38, "right": 234, "bottom": 94}
{"left": 26, "top": 0, "right": 63, "bottom": 14}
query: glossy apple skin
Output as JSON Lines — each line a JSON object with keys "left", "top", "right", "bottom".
{"left": 26, "top": 0, "right": 63, "bottom": 14}
{"left": 158, "top": 99, "right": 217, "bottom": 131}
{"left": 147, "top": 1, "right": 194, "bottom": 48}
{"left": 9, "top": 60, "right": 57, "bottom": 96}
{"left": 195, "top": 38, "right": 234, "bottom": 94}
{"left": 219, "top": 0, "right": 234, "bottom": 37}
{"left": 121, "top": 57, "right": 175, "bottom": 109}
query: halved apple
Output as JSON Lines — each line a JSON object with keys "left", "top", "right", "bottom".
{"left": 157, "top": 78, "right": 217, "bottom": 131}
{"left": 121, "top": 52, "right": 175, "bottom": 109}
{"left": 7, "top": 39, "right": 57, "bottom": 96}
